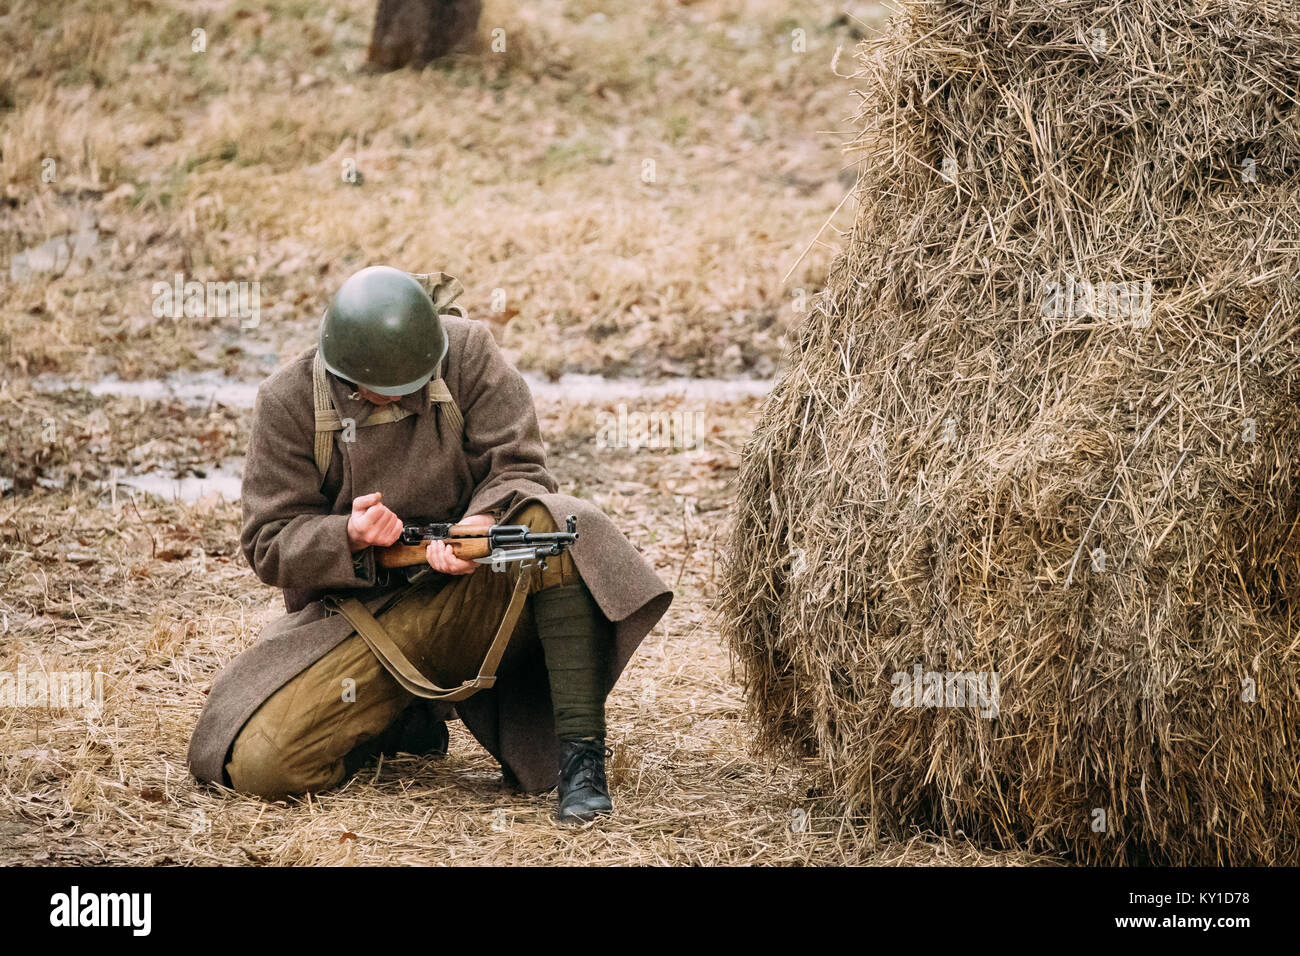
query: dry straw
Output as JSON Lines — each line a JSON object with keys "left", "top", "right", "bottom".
{"left": 722, "top": 0, "right": 1300, "bottom": 864}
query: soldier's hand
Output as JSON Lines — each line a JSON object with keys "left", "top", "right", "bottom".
{"left": 346, "top": 492, "right": 403, "bottom": 552}
{"left": 426, "top": 513, "right": 494, "bottom": 575}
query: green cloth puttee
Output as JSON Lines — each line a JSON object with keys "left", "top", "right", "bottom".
{"left": 534, "top": 583, "right": 612, "bottom": 742}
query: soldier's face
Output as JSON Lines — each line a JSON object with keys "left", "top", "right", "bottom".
{"left": 356, "top": 386, "right": 401, "bottom": 405}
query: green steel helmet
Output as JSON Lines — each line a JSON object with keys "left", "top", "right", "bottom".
{"left": 318, "top": 265, "right": 449, "bottom": 396}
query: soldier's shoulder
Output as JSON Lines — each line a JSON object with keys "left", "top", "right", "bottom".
{"left": 442, "top": 314, "right": 491, "bottom": 349}
{"left": 443, "top": 315, "right": 505, "bottom": 369}
{"left": 256, "top": 347, "right": 316, "bottom": 410}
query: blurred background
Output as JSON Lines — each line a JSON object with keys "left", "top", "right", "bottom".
{"left": 2, "top": 0, "right": 879, "bottom": 385}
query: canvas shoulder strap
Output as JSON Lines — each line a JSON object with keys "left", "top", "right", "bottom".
{"left": 312, "top": 350, "right": 342, "bottom": 477}
{"left": 311, "top": 349, "right": 464, "bottom": 481}
{"left": 426, "top": 374, "right": 465, "bottom": 434}
{"left": 323, "top": 565, "right": 530, "bottom": 702}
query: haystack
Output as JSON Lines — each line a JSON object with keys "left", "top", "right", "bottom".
{"left": 722, "top": 0, "right": 1300, "bottom": 864}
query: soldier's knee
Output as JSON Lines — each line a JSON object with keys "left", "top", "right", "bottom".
{"left": 509, "top": 502, "right": 581, "bottom": 589}
{"left": 226, "top": 727, "right": 337, "bottom": 800}
{"left": 511, "top": 502, "right": 556, "bottom": 532}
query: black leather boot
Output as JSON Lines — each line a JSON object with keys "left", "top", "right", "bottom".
{"left": 556, "top": 739, "right": 613, "bottom": 823}
{"left": 394, "top": 700, "right": 450, "bottom": 757}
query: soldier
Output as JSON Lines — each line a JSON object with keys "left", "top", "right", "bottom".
{"left": 187, "top": 266, "right": 672, "bottom": 823}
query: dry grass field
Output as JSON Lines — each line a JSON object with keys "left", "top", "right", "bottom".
{"left": 0, "top": 0, "right": 1058, "bottom": 865}
{"left": 2, "top": 0, "right": 863, "bottom": 381}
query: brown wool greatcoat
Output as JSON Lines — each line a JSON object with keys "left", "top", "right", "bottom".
{"left": 187, "top": 316, "right": 672, "bottom": 792}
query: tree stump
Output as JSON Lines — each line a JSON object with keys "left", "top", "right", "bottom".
{"left": 366, "top": 0, "right": 482, "bottom": 72}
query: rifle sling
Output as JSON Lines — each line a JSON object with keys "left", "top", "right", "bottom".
{"left": 325, "top": 566, "right": 531, "bottom": 703}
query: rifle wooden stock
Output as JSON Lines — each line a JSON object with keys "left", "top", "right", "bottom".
{"left": 377, "top": 535, "right": 493, "bottom": 569}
